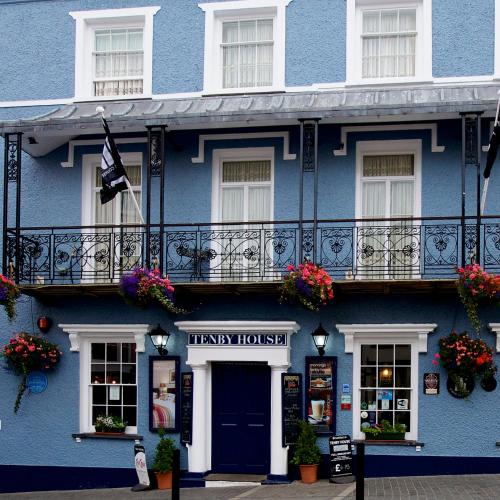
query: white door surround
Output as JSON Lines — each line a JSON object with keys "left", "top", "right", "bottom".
{"left": 174, "top": 320, "right": 300, "bottom": 477}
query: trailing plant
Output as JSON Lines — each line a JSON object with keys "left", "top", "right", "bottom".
{"left": 152, "top": 428, "right": 177, "bottom": 474}
{"left": 434, "top": 330, "right": 497, "bottom": 381}
{"left": 1, "top": 332, "right": 63, "bottom": 413}
{"left": 280, "top": 261, "right": 334, "bottom": 311}
{"left": 0, "top": 274, "right": 20, "bottom": 320}
{"left": 120, "top": 267, "right": 187, "bottom": 315}
{"left": 290, "top": 421, "right": 321, "bottom": 466}
{"left": 94, "top": 414, "right": 126, "bottom": 433}
{"left": 456, "top": 264, "right": 500, "bottom": 333}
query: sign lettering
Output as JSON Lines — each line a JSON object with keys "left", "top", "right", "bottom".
{"left": 188, "top": 333, "right": 287, "bottom": 346}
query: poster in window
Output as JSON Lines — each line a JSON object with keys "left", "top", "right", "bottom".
{"left": 149, "top": 356, "right": 180, "bottom": 432}
{"left": 305, "top": 356, "right": 337, "bottom": 434}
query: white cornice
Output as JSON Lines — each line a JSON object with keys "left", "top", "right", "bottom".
{"left": 175, "top": 320, "right": 300, "bottom": 334}
{"left": 199, "top": 0, "right": 293, "bottom": 12}
{"left": 336, "top": 323, "right": 437, "bottom": 353}
{"left": 59, "top": 323, "right": 150, "bottom": 352}
{"left": 69, "top": 6, "right": 161, "bottom": 21}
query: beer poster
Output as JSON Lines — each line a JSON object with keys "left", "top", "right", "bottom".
{"left": 305, "top": 356, "right": 337, "bottom": 434}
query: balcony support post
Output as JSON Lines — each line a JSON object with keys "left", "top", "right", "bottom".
{"left": 2, "top": 133, "right": 22, "bottom": 281}
{"left": 146, "top": 127, "right": 152, "bottom": 268}
{"left": 312, "top": 119, "right": 320, "bottom": 264}
{"left": 299, "top": 120, "right": 304, "bottom": 263}
{"left": 159, "top": 126, "right": 166, "bottom": 274}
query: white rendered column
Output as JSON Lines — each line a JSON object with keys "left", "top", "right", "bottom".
{"left": 187, "top": 363, "right": 208, "bottom": 473}
{"left": 270, "top": 364, "right": 289, "bottom": 476}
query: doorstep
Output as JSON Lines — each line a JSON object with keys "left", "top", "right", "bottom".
{"left": 204, "top": 473, "right": 266, "bottom": 488}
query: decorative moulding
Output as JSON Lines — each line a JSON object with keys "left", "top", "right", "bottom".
{"left": 333, "top": 124, "right": 445, "bottom": 156}
{"left": 191, "top": 132, "right": 296, "bottom": 163}
{"left": 488, "top": 323, "right": 500, "bottom": 352}
{"left": 59, "top": 324, "right": 150, "bottom": 352}
{"left": 175, "top": 320, "right": 300, "bottom": 334}
{"left": 335, "top": 323, "right": 438, "bottom": 354}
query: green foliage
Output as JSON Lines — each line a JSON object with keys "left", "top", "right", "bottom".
{"left": 362, "top": 420, "right": 406, "bottom": 437}
{"left": 94, "top": 414, "right": 126, "bottom": 432}
{"left": 152, "top": 428, "right": 177, "bottom": 473}
{"left": 290, "top": 421, "right": 321, "bottom": 465}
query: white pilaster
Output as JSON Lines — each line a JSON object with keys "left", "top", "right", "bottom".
{"left": 270, "top": 364, "right": 289, "bottom": 476}
{"left": 187, "top": 363, "right": 208, "bottom": 473}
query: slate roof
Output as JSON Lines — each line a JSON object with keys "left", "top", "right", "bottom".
{"left": 1, "top": 83, "right": 500, "bottom": 134}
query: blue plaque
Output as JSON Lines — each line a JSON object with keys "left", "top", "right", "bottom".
{"left": 27, "top": 371, "right": 48, "bottom": 394}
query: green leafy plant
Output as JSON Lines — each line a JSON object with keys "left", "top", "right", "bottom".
{"left": 1, "top": 332, "right": 63, "bottom": 413}
{"left": 94, "top": 414, "right": 126, "bottom": 433}
{"left": 290, "top": 421, "right": 321, "bottom": 465}
{"left": 152, "top": 428, "right": 177, "bottom": 473}
{"left": 363, "top": 420, "right": 406, "bottom": 438}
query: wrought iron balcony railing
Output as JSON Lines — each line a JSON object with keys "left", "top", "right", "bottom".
{"left": 6, "top": 216, "right": 500, "bottom": 286}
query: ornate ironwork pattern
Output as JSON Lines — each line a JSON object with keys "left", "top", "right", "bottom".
{"left": 302, "top": 123, "right": 315, "bottom": 172}
{"left": 464, "top": 115, "right": 479, "bottom": 165}
{"left": 7, "top": 136, "right": 20, "bottom": 182}
{"left": 464, "top": 224, "right": 477, "bottom": 263}
{"left": 9, "top": 220, "right": 500, "bottom": 284}
{"left": 149, "top": 132, "right": 162, "bottom": 177}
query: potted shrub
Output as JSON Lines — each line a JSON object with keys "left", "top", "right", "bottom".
{"left": 94, "top": 415, "right": 126, "bottom": 434}
{"left": 290, "top": 421, "right": 321, "bottom": 484}
{"left": 152, "top": 428, "right": 176, "bottom": 490}
{"left": 363, "top": 420, "right": 406, "bottom": 441}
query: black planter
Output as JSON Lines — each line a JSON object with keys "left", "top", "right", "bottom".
{"left": 480, "top": 376, "right": 497, "bottom": 392}
{"left": 446, "top": 373, "right": 475, "bottom": 398}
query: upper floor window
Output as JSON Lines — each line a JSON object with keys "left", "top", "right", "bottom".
{"left": 70, "top": 7, "right": 160, "bottom": 101}
{"left": 346, "top": 0, "right": 432, "bottom": 85}
{"left": 200, "top": 0, "right": 292, "bottom": 95}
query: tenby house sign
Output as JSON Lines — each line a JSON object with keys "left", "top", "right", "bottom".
{"left": 188, "top": 333, "right": 287, "bottom": 346}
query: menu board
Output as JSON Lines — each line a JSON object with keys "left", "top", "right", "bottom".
{"left": 282, "top": 373, "right": 303, "bottom": 446}
{"left": 305, "top": 356, "right": 337, "bottom": 434}
{"left": 180, "top": 372, "right": 193, "bottom": 445}
{"left": 329, "top": 435, "right": 354, "bottom": 483}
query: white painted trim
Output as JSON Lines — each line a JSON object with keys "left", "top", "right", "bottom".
{"left": 496, "top": 0, "right": 500, "bottom": 79}
{"left": 70, "top": 7, "right": 160, "bottom": 102}
{"left": 192, "top": 132, "right": 295, "bottom": 163}
{"left": 334, "top": 124, "right": 445, "bottom": 156}
{"left": 199, "top": 0, "right": 291, "bottom": 94}
{"left": 336, "top": 323, "right": 436, "bottom": 441}
{"left": 61, "top": 137, "right": 147, "bottom": 168}
{"left": 175, "top": 320, "right": 298, "bottom": 475}
{"left": 346, "top": 0, "right": 432, "bottom": 86}
{"left": 59, "top": 323, "right": 149, "bottom": 434}
{"left": 488, "top": 323, "right": 500, "bottom": 352}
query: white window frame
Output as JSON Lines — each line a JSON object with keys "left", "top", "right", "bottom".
{"left": 59, "top": 324, "right": 150, "bottom": 434}
{"left": 495, "top": 0, "right": 500, "bottom": 79}
{"left": 346, "top": 0, "right": 432, "bottom": 85}
{"left": 336, "top": 323, "right": 436, "bottom": 441}
{"left": 199, "top": 0, "right": 292, "bottom": 95}
{"left": 70, "top": 7, "right": 160, "bottom": 101}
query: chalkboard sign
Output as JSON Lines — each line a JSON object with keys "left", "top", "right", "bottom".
{"left": 282, "top": 373, "right": 302, "bottom": 446}
{"left": 181, "top": 372, "right": 193, "bottom": 445}
{"left": 329, "top": 435, "right": 354, "bottom": 483}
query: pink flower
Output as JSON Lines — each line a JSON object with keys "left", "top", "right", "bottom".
{"left": 432, "top": 360, "right": 439, "bottom": 365}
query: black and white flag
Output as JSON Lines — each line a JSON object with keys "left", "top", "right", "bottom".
{"left": 100, "top": 117, "right": 129, "bottom": 204}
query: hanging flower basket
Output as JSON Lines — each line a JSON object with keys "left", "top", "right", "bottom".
{"left": 120, "top": 267, "right": 187, "bottom": 315}
{"left": 434, "top": 331, "right": 497, "bottom": 398}
{"left": 279, "top": 261, "right": 334, "bottom": 311}
{"left": 1, "top": 333, "right": 63, "bottom": 413}
{"left": 456, "top": 264, "right": 500, "bottom": 333}
{"left": 0, "top": 274, "right": 20, "bottom": 320}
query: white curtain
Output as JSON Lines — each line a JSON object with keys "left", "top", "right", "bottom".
{"left": 222, "top": 188, "right": 244, "bottom": 222}
{"left": 362, "top": 182, "right": 386, "bottom": 219}
{"left": 223, "top": 160, "right": 271, "bottom": 182}
{"left": 363, "top": 154, "right": 414, "bottom": 177}
{"left": 249, "top": 187, "right": 271, "bottom": 221}
{"left": 391, "top": 181, "right": 414, "bottom": 217}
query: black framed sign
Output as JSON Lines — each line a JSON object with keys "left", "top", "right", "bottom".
{"left": 181, "top": 372, "right": 193, "bottom": 445}
{"left": 423, "top": 373, "right": 440, "bottom": 395}
{"left": 149, "top": 356, "right": 180, "bottom": 432}
{"left": 305, "top": 356, "right": 337, "bottom": 434}
{"left": 282, "top": 373, "right": 302, "bottom": 446}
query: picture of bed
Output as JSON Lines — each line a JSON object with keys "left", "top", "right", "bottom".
{"left": 150, "top": 357, "right": 180, "bottom": 431}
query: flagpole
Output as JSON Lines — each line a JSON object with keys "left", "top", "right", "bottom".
{"left": 480, "top": 91, "right": 500, "bottom": 215}
{"left": 96, "top": 106, "right": 145, "bottom": 225}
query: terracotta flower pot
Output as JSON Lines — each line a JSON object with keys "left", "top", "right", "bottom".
{"left": 299, "top": 464, "right": 318, "bottom": 484}
{"left": 155, "top": 471, "right": 172, "bottom": 490}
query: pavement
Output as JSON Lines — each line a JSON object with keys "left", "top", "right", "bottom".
{"left": 2, "top": 474, "right": 500, "bottom": 499}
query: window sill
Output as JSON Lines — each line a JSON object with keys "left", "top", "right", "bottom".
{"left": 352, "top": 439, "right": 424, "bottom": 447}
{"left": 72, "top": 433, "right": 143, "bottom": 441}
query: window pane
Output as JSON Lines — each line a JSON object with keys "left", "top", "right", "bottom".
{"left": 257, "top": 44, "right": 273, "bottom": 86}
{"left": 395, "top": 367, "right": 411, "bottom": 387}
{"left": 122, "top": 343, "right": 136, "bottom": 364}
{"left": 378, "top": 345, "right": 394, "bottom": 365}
{"left": 239, "top": 44, "right": 256, "bottom": 87}
{"left": 378, "top": 411, "right": 394, "bottom": 426}
{"left": 91, "top": 364, "right": 105, "bottom": 384}
{"left": 108, "top": 386, "right": 122, "bottom": 406}
{"left": 395, "top": 389, "right": 411, "bottom": 410}
{"left": 91, "top": 343, "right": 105, "bottom": 362}
{"left": 378, "top": 367, "right": 393, "bottom": 387}
{"left": 123, "top": 386, "right": 137, "bottom": 405}
{"left": 361, "top": 345, "right": 377, "bottom": 365}
{"left": 223, "top": 46, "right": 238, "bottom": 88}
{"left": 108, "top": 406, "right": 122, "bottom": 419}
{"left": 92, "top": 406, "right": 106, "bottom": 423}
{"left": 257, "top": 19, "right": 273, "bottom": 41}
{"left": 395, "top": 345, "right": 411, "bottom": 364}
{"left": 122, "top": 364, "right": 137, "bottom": 384}
{"left": 380, "top": 10, "right": 398, "bottom": 33}
{"left": 240, "top": 20, "right": 256, "bottom": 42}
{"left": 363, "top": 11, "right": 379, "bottom": 33}
{"left": 360, "top": 389, "right": 377, "bottom": 410}
{"left": 223, "top": 21, "right": 238, "bottom": 43}
{"left": 362, "top": 182, "right": 385, "bottom": 218}
{"left": 399, "top": 9, "right": 416, "bottom": 31}
{"left": 221, "top": 188, "right": 244, "bottom": 222}
{"left": 123, "top": 406, "right": 137, "bottom": 426}
{"left": 92, "top": 385, "right": 106, "bottom": 405}
{"left": 106, "top": 343, "right": 120, "bottom": 363}
{"left": 106, "top": 364, "right": 121, "bottom": 384}
{"left": 249, "top": 187, "right": 271, "bottom": 221}
{"left": 379, "top": 36, "right": 398, "bottom": 77}
{"left": 391, "top": 181, "right": 414, "bottom": 217}
{"left": 395, "top": 411, "right": 410, "bottom": 431}
{"left": 361, "top": 367, "right": 377, "bottom": 387}
{"left": 362, "top": 37, "right": 379, "bottom": 78}
{"left": 223, "top": 161, "right": 271, "bottom": 183}
{"left": 111, "top": 30, "right": 127, "bottom": 51}
{"left": 364, "top": 155, "right": 414, "bottom": 177}
{"left": 377, "top": 392, "right": 393, "bottom": 410}
{"left": 128, "top": 30, "right": 143, "bottom": 50}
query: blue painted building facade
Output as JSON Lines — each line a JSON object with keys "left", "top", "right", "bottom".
{"left": 1, "top": 0, "right": 500, "bottom": 492}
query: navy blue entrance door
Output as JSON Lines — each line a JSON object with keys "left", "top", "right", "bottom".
{"left": 212, "top": 362, "right": 271, "bottom": 474}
